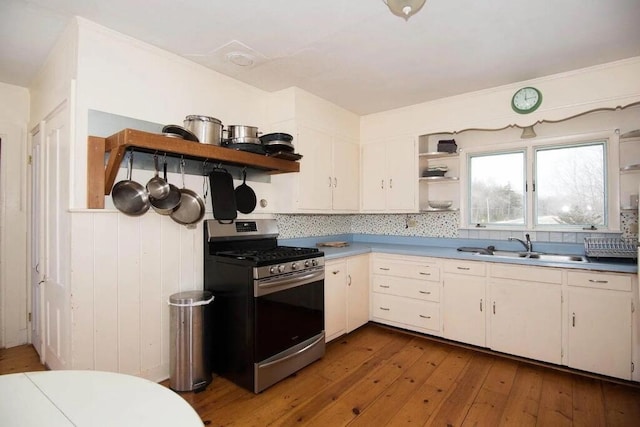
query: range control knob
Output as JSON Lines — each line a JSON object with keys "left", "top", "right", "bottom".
{"left": 278, "top": 264, "right": 286, "bottom": 273}
{"left": 291, "top": 262, "right": 299, "bottom": 270}
{"left": 270, "top": 266, "right": 278, "bottom": 274}
{"left": 304, "top": 260, "right": 310, "bottom": 268}
{"left": 311, "top": 259, "right": 318, "bottom": 267}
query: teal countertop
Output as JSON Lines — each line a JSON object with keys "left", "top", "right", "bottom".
{"left": 279, "top": 234, "right": 637, "bottom": 274}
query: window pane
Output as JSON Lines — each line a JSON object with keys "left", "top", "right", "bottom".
{"left": 469, "top": 152, "right": 525, "bottom": 225}
{"left": 535, "top": 143, "right": 605, "bottom": 226}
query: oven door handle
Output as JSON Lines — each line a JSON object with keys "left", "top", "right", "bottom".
{"left": 259, "top": 333, "right": 325, "bottom": 369}
{"left": 256, "top": 269, "right": 324, "bottom": 296}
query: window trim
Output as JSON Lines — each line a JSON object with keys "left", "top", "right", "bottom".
{"left": 459, "top": 130, "right": 619, "bottom": 232}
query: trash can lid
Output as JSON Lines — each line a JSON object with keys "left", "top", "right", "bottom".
{"left": 169, "top": 290, "right": 213, "bottom": 305}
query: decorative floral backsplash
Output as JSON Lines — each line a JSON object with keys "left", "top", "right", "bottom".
{"left": 275, "top": 211, "right": 637, "bottom": 242}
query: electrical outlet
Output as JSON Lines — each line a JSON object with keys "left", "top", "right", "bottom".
{"left": 630, "top": 223, "right": 638, "bottom": 234}
{"left": 407, "top": 219, "right": 417, "bottom": 227}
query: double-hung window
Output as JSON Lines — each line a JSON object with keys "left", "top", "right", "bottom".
{"left": 467, "top": 138, "right": 609, "bottom": 230}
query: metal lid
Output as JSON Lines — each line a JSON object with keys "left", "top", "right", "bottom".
{"left": 169, "top": 290, "right": 213, "bottom": 305}
{"left": 184, "top": 115, "right": 221, "bottom": 124}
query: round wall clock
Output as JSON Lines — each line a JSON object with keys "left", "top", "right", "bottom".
{"left": 511, "top": 87, "right": 542, "bottom": 114}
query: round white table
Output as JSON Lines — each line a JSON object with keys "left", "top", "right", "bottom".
{"left": 0, "top": 370, "right": 203, "bottom": 427}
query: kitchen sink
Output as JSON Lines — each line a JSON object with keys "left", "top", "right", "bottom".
{"left": 475, "top": 250, "right": 588, "bottom": 263}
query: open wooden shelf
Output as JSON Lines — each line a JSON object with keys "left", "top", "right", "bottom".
{"left": 87, "top": 128, "right": 300, "bottom": 209}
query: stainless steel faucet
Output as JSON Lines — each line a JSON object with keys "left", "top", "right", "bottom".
{"left": 509, "top": 233, "right": 532, "bottom": 253}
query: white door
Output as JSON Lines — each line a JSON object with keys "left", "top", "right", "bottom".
{"left": 489, "top": 280, "right": 562, "bottom": 364}
{"left": 42, "top": 105, "right": 70, "bottom": 369}
{"left": 324, "top": 260, "right": 347, "bottom": 342}
{"left": 386, "top": 137, "right": 417, "bottom": 211}
{"left": 346, "top": 255, "right": 370, "bottom": 332}
{"left": 331, "top": 140, "right": 359, "bottom": 211}
{"left": 442, "top": 274, "right": 486, "bottom": 347}
{"left": 30, "top": 128, "right": 44, "bottom": 359}
{"left": 297, "top": 126, "right": 333, "bottom": 210}
{"left": 361, "top": 143, "right": 387, "bottom": 211}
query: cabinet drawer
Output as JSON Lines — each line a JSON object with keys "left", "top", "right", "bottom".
{"left": 443, "top": 259, "right": 486, "bottom": 276}
{"left": 372, "top": 257, "right": 440, "bottom": 281}
{"left": 489, "top": 263, "right": 562, "bottom": 284}
{"left": 567, "top": 271, "right": 632, "bottom": 292}
{"left": 372, "top": 275, "right": 440, "bottom": 302}
{"left": 372, "top": 293, "right": 439, "bottom": 331}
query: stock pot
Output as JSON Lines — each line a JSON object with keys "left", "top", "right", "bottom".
{"left": 183, "top": 115, "right": 223, "bottom": 145}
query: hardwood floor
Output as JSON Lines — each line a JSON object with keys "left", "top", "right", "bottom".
{"left": 2, "top": 324, "right": 639, "bottom": 426}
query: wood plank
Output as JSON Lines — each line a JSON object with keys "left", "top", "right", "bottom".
{"left": 348, "top": 341, "right": 449, "bottom": 426}
{"left": 602, "top": 382, "right": 640, "bottom": 426}
{"left": 427, "top": 352, "right": 494, "bottom": 426}
{"left": 536, "top": 369, "right": 574, "bottom": 426}
{"left": 498, "top": 364, "right": 544, "bottom": 427}
{"left": 461, "top": 358, "right": 519, "bottom": 426}
{"left": 386, "top": 346, "right": 475, "bottom": 425}
{"left": 304, "top": 337, "right": 428, "bottom": 426}
{"left": 87, "top": 136, "right": 105, "bottom": 208}
{"left": 572, "top": 375, "right": 606, "bottom": 426}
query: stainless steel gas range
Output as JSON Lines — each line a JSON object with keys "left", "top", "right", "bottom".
{"left": 203, "top": 219, "right": 325, "bottom": 393}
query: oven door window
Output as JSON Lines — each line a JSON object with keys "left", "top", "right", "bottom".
{"left": 254, "top": 280, "right": 324, "bottom": 362}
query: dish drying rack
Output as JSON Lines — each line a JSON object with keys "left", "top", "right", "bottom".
{"left": 584, "top": 237, "right": 638, "bottom": 258}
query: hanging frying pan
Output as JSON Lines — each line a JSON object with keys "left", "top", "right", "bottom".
{"left": 235, "top": 169, "right": 257, "bottom": 214}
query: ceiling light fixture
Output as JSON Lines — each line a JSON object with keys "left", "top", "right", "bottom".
{"left": 384, "top": 0, "right": 427, "bottom": 20}
{"left": 226, "top": 52, "right": 255, "bottom": 67}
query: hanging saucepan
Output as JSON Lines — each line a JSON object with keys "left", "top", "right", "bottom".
{"left": 150, "top": 156, "right": 181, "bottom": 215}
{"left": 170, "top": 159, "right": 205, "bottom": 227}
{"left": 235, "top": 169, "right": 257, "bottom": 214}
{"left": 146, "top": 154, "right": 170, "bottom": 200}
{"left": 112, "top": 150, "right": 150, "bottom": 216}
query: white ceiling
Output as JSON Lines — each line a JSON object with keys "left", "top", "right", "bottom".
{"left": 2, "top": 0, "right": 639, "bottom": 115}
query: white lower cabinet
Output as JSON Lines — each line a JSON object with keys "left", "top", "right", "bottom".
{"left": 566, "top": 271, "right": 633, "bottom": 379}
{"left": 324, "top": 254, "right": 370, "bottom": 342}
{"left": 488, "top": 264, "right": 562, "bottom": 364}
{"left": 371, "top": 254, "right": 442, "bottom": 335}
{"left": 442, "top": 260, "right": 487, "bottom": 347}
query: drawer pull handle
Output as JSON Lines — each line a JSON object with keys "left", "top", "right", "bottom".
{"left": 457, "top": 267, "right": 470, "bottom": 270}
{"left": 419, "top": 315, "right": 431, "bottom": 319}
{"left": 379, "top": 267, "right": 390, "bottom": 271}
{"left": 332, "top": 270, "right": 340, "bottom": 275}
{"left": 588, "top": 279, "right": 608, "bottom": 284}
{"left": 493, "top": 301, "right": 496, "bottom": 315}
{"left": 379, "top": 285, "right": 390, "bottom": 288}
{"left": 380, "top": 307, "right": 390, "bottom": 311}
{"left": 480, "top": 299, "right": 483, "bottom": 312}
{"left": 572, "top": 312, "right": 576, "bottom": 327}
{"left": 419, "top": 272, "right": 431, "bottom": 276}
{"left": 419, "top": 291, "right": 431, "bottom": 295}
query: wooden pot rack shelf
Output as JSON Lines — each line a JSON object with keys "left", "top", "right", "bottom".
{"left": 87, "top": 128, "right": 300, "bottom": 209}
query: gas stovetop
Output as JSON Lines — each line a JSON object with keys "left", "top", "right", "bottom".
{"left": 214, "top": 246, "right": 321, "bottom": 265}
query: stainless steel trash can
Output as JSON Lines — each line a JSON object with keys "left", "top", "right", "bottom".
{"left": 169, "top": 290, "right": 214, "bottom": 392}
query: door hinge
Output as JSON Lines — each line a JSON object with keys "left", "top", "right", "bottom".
{"left": 28, "top": 155, "right": 32, "bottom": 165}
{"left": 632, "top": 302, "right": 635, "bottom": 313}
{"left": 632, "top": 362, "right": 635, "bottom": 373}
{"left": 28, "top": 312, "right": 32, "bottom": 322}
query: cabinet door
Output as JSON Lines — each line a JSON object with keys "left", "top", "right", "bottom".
{"left": 361, "top": 143, "right": 387, "bottom": 211}
{"left": 386, "top": 137, "right": 417, "bottom": 211}
{"left": 489, "top": 281, "right": 561, "bottom": 364}
{"left": 324, "top": 260, "right": 347, "bottom": 342}
{"left": 346, "top": 255, "right": 370, "bottom": 332}
{"left": 297, "top": 126, "right": 333, "bottom": 210}
{"left": 442, "top": 274, "right": 486, "bottom": 347}
{"left": 567, "top": 287, "right": 632, "bottom": 379}
{"left": 332, "top": 140, "right": 359, "bottom": 211}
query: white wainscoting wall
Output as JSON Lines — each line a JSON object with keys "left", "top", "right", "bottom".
{"left": 69, "top": 210, "right": 204, "bottom": 382}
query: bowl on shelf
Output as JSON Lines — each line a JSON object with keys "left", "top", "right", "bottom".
{"left": 427, "top": 200, "right": 453, "bottom": 209}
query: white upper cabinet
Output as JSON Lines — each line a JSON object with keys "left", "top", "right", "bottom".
{"left": 361, "top": 137, "right": 417, "bottom": 212}
{"left": 279, "top": 125, "right": 360, "bottom": 212}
